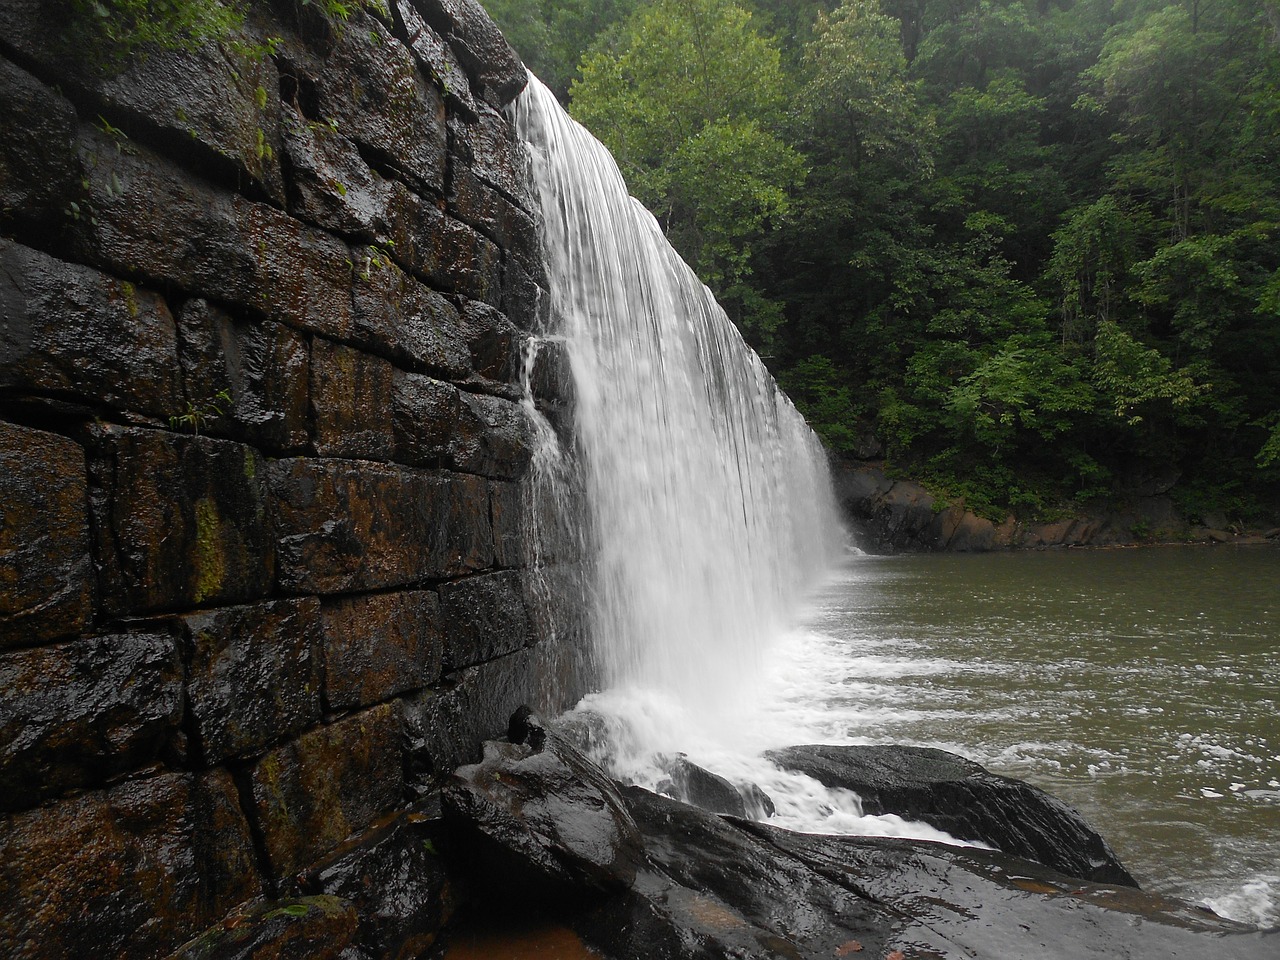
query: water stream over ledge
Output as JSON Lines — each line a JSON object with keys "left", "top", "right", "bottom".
{"left": 513, "top": 74, "right": 842, "bottom": 710}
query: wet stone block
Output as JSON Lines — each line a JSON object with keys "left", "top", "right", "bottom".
{"left": 311, "top": 339, "right": 397, "bottom": 461}
{"left": 280, "top": 103, "right": 395, "bottom": 242}
{"left": 458, "top": 298, "right": 521, "bottom": 386}
{"left": 438, "top": 570, "right": 530, "bottom": 671}
{"left": 0, "top": 422, "right": 93, "bottom": 647}
{"left": 0, "top": 632, "right": 183, "bottom": 812}
{"left": 448, "top": 160, "right": 544, "bottom": 283}
{"left": 393, "top": 0, "right": 476, "bottom": 117}
{"left": 351, "top": 256, "right": 472, "bottom": 379}
{"left": 392, "top": 372, "right": 460, "bottom": 468}
{"left": 402, "top": 647, "right": 535, "bottom": 785}
{"left": 450, "top": 390, "right": 533, "bottom": 479}
{"left": 176, "top": 299, "right": 311, "bottom": 452}
{"left": 414, "top": 0, "right": 528, "bottom": 108}
{"left": 312, "top": 10, "right": 446, "bottom": 195}
{"left": 247, "top": 703, "right": 406, "bottom": 881}
{"left": 301, "top": 807, "right": 454, "bottom": 959}
{"left": 0, "top": 771, "right": 261, "bottom": 960}
{"left": 384, "top": 180, "right": 502, "bottom": 306}
{"left": 73, "top": 127, "right": 353, "bottom": 340}
{"left": 501, "top": 254, "right": 550, "bottom": 334}
{"left": 1, "top": 239, "right": 181, "bottom": 417}
{"left": 489, "top": 480, "right": 523, "bottom": 569}
{"left": 448, "top": 105, "right": 536, "bottom": 213}
{"left": 0, "top": 56, "right": 81, "bottom": 234}
{"left": 183, "top": 598, "right": 323, "bottom": 764}
{"left": 92, "top": 427, "right": 274, "bottom": 615}
{"left": 321, "top": 590, "right": 444, "bottom": 710}
{"left": 269, "top": 459, "right": 494, "bottom": 593}
{"left": 0, "top": 0, "right": 284, "bottom": 204}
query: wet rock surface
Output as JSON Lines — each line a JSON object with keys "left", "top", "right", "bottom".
{"left": 655, "top": 753, "right": 750, "bottom": 819}
{"left": 0, "top": 632, "right": 183, "bottom": 810}
{"left": 439, "top": 711, "right": 1276, "bottom": 960}
{"left": 301, "top": 805, "right": 455, "bottom": 960}
{"left": 767, "top": 743, "right": 1136, "bottom": 886}
{"left": 0, "top": 422, "right": 93, "bottom": 647}
{"left": 0, "top": 771, "right": 261, "bottom": 960}
{"left": 0, "top": 1, "right": 582, "bottom": 957}
{"left": 171, "top": 896, "right": 360, "bottom": 960}
{"left": 835, "top": 460, "right": 1274, "bottom": 550}
{"left": 443, "top": 710, "right": 644, "bottom": 901}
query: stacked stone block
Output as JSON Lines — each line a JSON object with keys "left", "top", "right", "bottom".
{"left": 0, "top": 1, "right": 585, "bottom": 956}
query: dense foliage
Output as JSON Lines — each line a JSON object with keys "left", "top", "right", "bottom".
{"left": 488, "top": 0, "right": 1280, "bottom": 523}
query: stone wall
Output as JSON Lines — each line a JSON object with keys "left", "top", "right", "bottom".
{"left": 0, "top": 1, "right": 587, "bottom": 956}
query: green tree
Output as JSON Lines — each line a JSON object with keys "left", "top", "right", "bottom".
{"left": 804, "top": 0, "right": 934, "bottom": 171}
{"left": 570, "top": 0, "right": 805, "bottom": 340}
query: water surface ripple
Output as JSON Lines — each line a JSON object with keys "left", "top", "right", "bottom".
{"left": 781, "top": 546, "right": 1280, "bottom": 927}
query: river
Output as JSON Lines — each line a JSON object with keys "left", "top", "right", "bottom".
{"left": 775, "top": 544, "right": 1279, "bottom": 927}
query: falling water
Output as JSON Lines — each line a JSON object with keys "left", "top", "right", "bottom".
{"left": 508, "top": 76, "right": 985, "bottom": 845}
{"left": 512, "top": 75, "right": 844, "bottom": 722}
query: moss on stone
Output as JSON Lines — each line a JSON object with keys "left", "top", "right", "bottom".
{"left": 192, "top": 496, "right": 226, "bottom": 603}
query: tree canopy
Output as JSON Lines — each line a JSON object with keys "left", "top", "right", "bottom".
{"left": 482, "top": 0, "right": 1280, "bottom": 525}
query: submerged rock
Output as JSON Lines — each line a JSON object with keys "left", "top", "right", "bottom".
{"left": 766, "top": 743, "right": 1136, "bottom": 886}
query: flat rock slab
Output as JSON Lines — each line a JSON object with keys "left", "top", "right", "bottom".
{"left": 767, "top": 743, "right": 1136, "bottom": 886}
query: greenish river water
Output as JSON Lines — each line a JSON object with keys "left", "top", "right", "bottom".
{"left": 797, "top": 545, "right": 1279, "bottom": 926}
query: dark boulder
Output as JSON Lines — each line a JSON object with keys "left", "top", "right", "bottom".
{"left": 747, "top": 824, "right": 1275, "bottom": 960}
{"left": 766, "top": 743, "right": 1137, "bottom": 886}
{"left": 300, "top": 803, "right": 455, "bottom": 960}
{"left": 441, "top": 710, "right": 644, "bottom": 903}
{"left": 656, "top": 754, "right": 748, "bottom": 819}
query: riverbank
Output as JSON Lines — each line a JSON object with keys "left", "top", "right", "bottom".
{"left": 835, "top": 460, "right": 1280, "bottom": 553}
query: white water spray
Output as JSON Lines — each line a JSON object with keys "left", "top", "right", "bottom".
{"left": 513, "top": 75, "right": 843, "bottom": 719}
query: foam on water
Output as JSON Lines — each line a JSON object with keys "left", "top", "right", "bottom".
{"left": 1205, "top": 876, "right": 1280, "bottom": 929}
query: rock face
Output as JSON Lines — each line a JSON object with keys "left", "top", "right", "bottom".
{"left": 0, "top": 3, "right": 589, "bottom": 958}
{"left": 438, "top": 715, "right": 1275, "bottom": 960}
{"left": 767, "top": 744, "right": 1137, "bottom": 887}
{"left": 832, "top": 460, "right": 1266, "bottom": 551}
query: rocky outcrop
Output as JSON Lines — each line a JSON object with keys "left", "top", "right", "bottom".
{"left": 834, "top": 460, "right": 1280, "bottom": 552}
{"left": 0, "top": 3, "right": 588, "bottom": 958}
{"left": 436, "top": 713, "right": 1275, "bottom": 960}
{"left": 767, "top": 744, "right": 1136, "bottom": 887}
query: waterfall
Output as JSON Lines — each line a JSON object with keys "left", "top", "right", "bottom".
{"left": 512, "top": 75, "right": 844, "bottom": 723}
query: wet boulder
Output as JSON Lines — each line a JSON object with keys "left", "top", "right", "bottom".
{"left": 747, "top": 825, "right": 1275, "bottom": 960}
{"left": 655, "top": 754, "right": 748, "bottom": 819}
{"left": 766, "top": 743, "right": 1137, "bottom": 886}
{"left": 441, "top": 709, "right": 644, "bottom": 902}
{"left": 300, "top": 804, "right": 455, "bottom": 960}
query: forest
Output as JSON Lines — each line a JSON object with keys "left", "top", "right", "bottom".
{"left": 481, "top": 0, "right": 1280, "bottom": 524}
